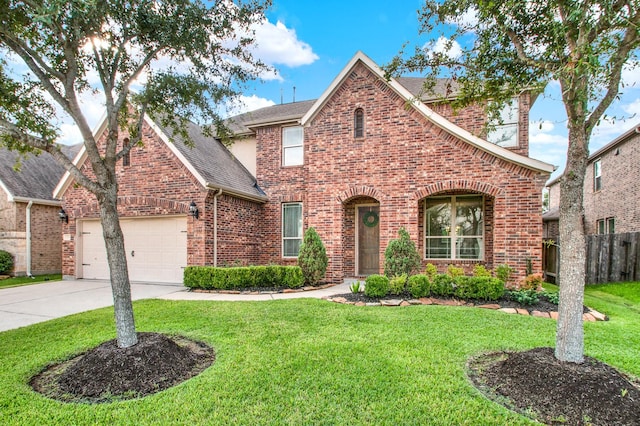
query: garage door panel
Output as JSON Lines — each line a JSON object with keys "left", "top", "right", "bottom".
{"left": 81, "top": 217, "right": 187, "bottom": 283}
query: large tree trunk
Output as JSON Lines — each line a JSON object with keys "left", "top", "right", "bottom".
{"left": 555, "top": 125, "right": 589, "bottom": 364}
{"left": 98, "top": 189, "right": 138, "bottom": 348}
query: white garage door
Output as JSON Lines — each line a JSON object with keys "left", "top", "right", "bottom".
{"left": 80, "top": 217, "right": 187, "bottom": 283}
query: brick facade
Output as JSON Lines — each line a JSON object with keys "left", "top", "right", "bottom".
{"left": 583, "top": 129, "right": 640, "bottom": 234}
{"left": 60, "top": 119, "right": 262, "bottom": 278}
{"left": 254, "top": 62, "right": 549, "bottom": 283}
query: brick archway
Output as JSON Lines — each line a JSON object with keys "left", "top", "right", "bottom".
{"left": 336, "top": 186, "right": 385, "bottom": 204}
{"left": 413, "top": 180, "right": 504, "bottom": 200}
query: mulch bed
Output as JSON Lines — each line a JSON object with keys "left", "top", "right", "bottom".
{"left": 30, "top": 332, "right": 215, "bottom": 404}
{"left": 468, "top": 347, "right": 640, "bottom": 426}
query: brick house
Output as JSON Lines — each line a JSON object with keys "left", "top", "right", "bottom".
{"left": 0, "top": 144, "right": 80, "bottom": 276}
{"left": 544, "top": 122, "right": 640, "bottom": 237}
{"left": 58, "top": 52, "right": 553, "bottom": 284}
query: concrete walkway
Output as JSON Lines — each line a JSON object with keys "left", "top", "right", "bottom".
{"left": 0, "top": 279, "right": 353, "bottom": 332}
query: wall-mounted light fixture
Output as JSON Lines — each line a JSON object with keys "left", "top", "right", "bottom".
{"left": 189, "top": 201, "right": 199, "bottom": 219}
{"left": 59, "top": 208, "right": 68, "bottom": 223}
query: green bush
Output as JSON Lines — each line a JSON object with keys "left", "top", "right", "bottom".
{"left": 407, "top": 274, "right": 430, "bottom": 298}
{"left": 446, "top": 265, "right": 464, "bottom": 278}
{"left": 364, "top": 274, "right": 390, "bottom": 298}
{"left": 472, "top": 264, "right": 491, "bottom": 277}
{"left": 495, "top": 264, "right": 514, "bottom": 284}
{"left": 389, "top": 274, "right": 407, "bottom": 295}
{"left": 507, "top": 289, "right": 540, "bottom": 305}
{"left": 520, "top": 273, "right": 544, "bottom": 291}
{"left": 0, "top": 250, "right": 13, "bottom": 274}
{"left": 431, "top": 274, "right": 455, "bottom": 297}
{"left": 297, "top": 227, "right": 328, "bottom": 286}
{"left": 542, "top": 290, "right": 560, "bottom": 305}
{"left": 454, "top": 276, "right": 505, "bottom": 301}
{"left": 424, "top": 263, "right": 438, "bottom": 281}
{"left": 183, "top": 265, "right": 304, "bottom": 290}
{"left": 384, "top": 228, "right": 421, "bottom": 278}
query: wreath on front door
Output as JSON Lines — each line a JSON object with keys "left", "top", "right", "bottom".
{"left": 362, "top": 210, "right": 379, "bottom": 227}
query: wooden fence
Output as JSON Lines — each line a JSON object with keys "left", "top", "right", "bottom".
{"left": 543, "top": 232, "right": 640, "bottom": 285}
{"left": 585, "top": 232, "right": 640, "bottom": 284}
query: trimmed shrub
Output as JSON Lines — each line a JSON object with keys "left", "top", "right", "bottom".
{"left": 431, "top": 274, "right": 455, "bottom": 297}
{"left": 520, "top": 273, "right": 544, "bottom": 291}
{"left": 454, "top": 276, "right": 505, "bottom": 301}
{"left": 0, "top": 250, "right": 13, "bottom": 274}
{"left": 364, "top": 274, "right": 390, "bottom": 298}
{"left": 446, "top": 265, "right": 464, "bottom": 278}
{"left": 495, "top": 264, "right": 514, "bottom": 284}
{"left": 384, "top": 228, "right": 421, "bottom": 278}
{"left": 424, "top": 263, "right": 438, "bottom": 281}
{"left": 389, "top": 274, "right": 407, "bottom": 295}
{"left": 183, "top": 265, "right": 304, "bottom": 290}
{"left": 297, "top": 227, "right": 328, "bottom": 286}
{"left": 472, "top": 264, "right": 491, "bottom": 277}
{"left": 407, "top": 274, "right": 430, "bottom": 298}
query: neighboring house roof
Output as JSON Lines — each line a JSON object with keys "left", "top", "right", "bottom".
{"left": 54, "top": 115, "right": 266, "bottom": 202}
{"left": 227, "top": 100, "right": 316, "bottom": 135}
{"left": 0, "top": 144, "right": 81, "bottom": 204}
{"left": 300, "top": 51, "right": 554, "bottom": 174}
{"left": 542, "top": 206, "right": 560, "bottom": 221}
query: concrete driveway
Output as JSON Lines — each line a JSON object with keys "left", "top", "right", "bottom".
{"left": 0, "top": 279, "right": 353, "bottom": 332}
{"left": 0, "top": 280, "right": 185, "bottom": 332}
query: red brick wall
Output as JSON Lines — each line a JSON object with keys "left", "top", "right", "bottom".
{"left": 583, "top": 132, "right": 640, "bottom": 234}
{"left": 30, "top": 203, "right": 62, "bottom": 274}
{"left": 255, "top": 63, "right": 548, "bottom": 283}
{"left": 60, "top": 119, "right": 262, "bottom": 277}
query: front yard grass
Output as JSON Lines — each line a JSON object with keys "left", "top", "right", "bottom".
{"left": 0, "top": 282, "right": 638, "bottom": 425}
{"left": 0, "top": 274, "right": 62, "bottom": 289}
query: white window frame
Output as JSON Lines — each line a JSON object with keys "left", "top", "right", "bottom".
{"left": 594, "top": 159, "right": 602, "bottom": 191}
{"left": 424, "top": 195, "right": 485, "bottom": 260}
{"left": 282, "top": 202, "right": 303, "bottom": 258}
{"left": 282, "top": 126, "right": 304, "bottom": 167}
{"left": 597, "top": 217, "right": 615, "bottom": 234}
{"left": 487, "top": 98, "right": 519, "bottom": 148}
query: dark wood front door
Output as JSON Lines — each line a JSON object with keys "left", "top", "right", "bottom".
{"left": 358, "top": 205, "right": 380, "bottom": 275}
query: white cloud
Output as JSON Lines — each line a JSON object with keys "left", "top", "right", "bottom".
{"left": 228, "top": 95, "right": 275, "bottom": 116}
{"left": 621, "top": 61, "right": 640, "bottom": 87}
{"left": 622, "top": 97, "right": 640, "bottom": 116}
{"left": 423, "top": 36, "right": 463, "bottom": 59}
{"left": 445, "top": 8, "right": 479, "bottom": 32}
{"left": 250, "top": 20, "right": 319, "bottom": 68}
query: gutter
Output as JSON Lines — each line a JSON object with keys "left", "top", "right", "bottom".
{"left": 25, "top": 201, "right": 33, "bottom": 277}
{"left": 205, "top": 182, "right": 268, "bottom": 204}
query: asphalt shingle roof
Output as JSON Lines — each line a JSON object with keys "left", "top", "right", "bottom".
{"left": 0, "top": 144, "right": 81, "bottom": 201}
{"left": 155, "top": 119, "right": 266, "bottom": 200}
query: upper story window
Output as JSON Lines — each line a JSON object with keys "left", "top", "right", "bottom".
{"left": 425, "top": 195, "right": 484, "bottom": 260}
{"left": 122, "top": 138, "right": 131, "bottom": 167}
{"left": 593, "top": 159, "right": 602, "bottom": 191}
{"left": 282, "top": 126, "right": 303, "bottom": 166}
{"left": 354, "top": 108, "right": 364, "bottom": 138}
{"left": 487, "top": 98, "right": 519, "bottom": 148}
{"left": 597, "top": 217, "right": 615, "bottom": 234}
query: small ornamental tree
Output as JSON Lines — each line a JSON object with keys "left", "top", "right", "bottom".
{"left": 384, "top": 227, "right": 421, "bottom": 278}
{"left": 297, "top": 227, "right": 328, "bottom": 286}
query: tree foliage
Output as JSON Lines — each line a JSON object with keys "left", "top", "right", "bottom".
{"left": 0, "top": 0, "right": 271, "bottom": 347}
{"left": 387, "top": 0, "right": 640, "bottom": 363}
{"left": 297, "top": 227, "right": 328, "bottom": 286}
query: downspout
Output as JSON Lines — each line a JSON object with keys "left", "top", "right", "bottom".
{"left": 213, "top": 189, "right": 223, "bottom": 267}
{"left": 25, "top": 201, "right": 33, "bottom": 277}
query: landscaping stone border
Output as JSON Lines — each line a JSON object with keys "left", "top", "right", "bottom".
{"left": 324, "top": 296, "right": 609, "bottom": 322}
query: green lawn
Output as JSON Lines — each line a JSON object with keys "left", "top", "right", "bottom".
{"left": 0, "top": 274, "right": 62, "bottom": 289}
{"left": 0, "top": 282, "right": 638, "bottom": 425}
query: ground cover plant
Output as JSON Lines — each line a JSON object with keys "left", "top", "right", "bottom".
{"left": 0, "top": 282, "right": 637, "bottom": 425}
{"left": 0, "top": 274, "right": 62, "bottom": 289}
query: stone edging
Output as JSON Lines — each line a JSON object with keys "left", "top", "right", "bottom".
{"left": 324, "top": 296, "right": 609, "bottom": 322}
{"left": 190, "top": 283, "right": 336, "bottom": 295}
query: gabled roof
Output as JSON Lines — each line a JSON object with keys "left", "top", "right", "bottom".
{"left": 54, "top": 115, "right": 267, "bottom": 202}
{"left": 300, "top": 51, "right": 554, "bottom": 174}
{"left": 226, "top": 99, "right": 316, "bottom": 135}
{"left": 0, "top": 144, "right": 81, "bottom": 204}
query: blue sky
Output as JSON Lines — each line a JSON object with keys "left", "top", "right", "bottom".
{"left": 242, "top": 0, "right": 640, "bottom": 181}
{"left": 7, "top": 0, "right": 639, "bottom": 181}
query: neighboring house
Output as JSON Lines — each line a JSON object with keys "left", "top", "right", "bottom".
{"left": 0, "top": 145, "right": 80, "bottom": 276}
{"left": 544, "top": 122, "right": 640, "bottom": 237}
{"left": 58, "top": 52, "right": 554, "bottom": 284}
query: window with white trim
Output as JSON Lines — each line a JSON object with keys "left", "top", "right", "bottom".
{"left": 597, "top": 217, "right": 615, "bottom": 234}
{"left": 282, "top": 126, "right": 303, "bottom": 166}
{"left": 425, "top": 195, "right": 484, "bottom": 260}
{"left": 282, "top": 203, "right": 303, "bottom": 257}
{"left": 487, "top": 99, "right": 519, "bottom": 147}
{"left": 594, "top": 159, "right": 602, "bottom": 191}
